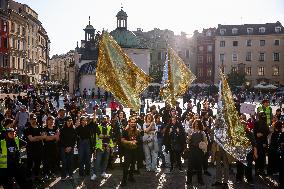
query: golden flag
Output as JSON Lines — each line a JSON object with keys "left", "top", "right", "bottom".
{"left": 214, "top": 70, "right": 251, "bottom": 165}
{"left": 96, "top": 32, "right": 151, "bottom": 111}
{"left": 160, "top": 48, "right": 196, "bottom": 106}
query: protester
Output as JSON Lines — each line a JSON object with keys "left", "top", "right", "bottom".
{"left": 59, "top": 116, "right": 76, "bottom": 180}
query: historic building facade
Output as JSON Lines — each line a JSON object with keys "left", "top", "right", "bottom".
{"left": 195, "top": 28, "right": 216, "bottom": 84}
{"left": 215, "top": 22, "right": 284, "bottom": 86}
{"left": 134, "top": 28, "right": 195, "bottom": 83}
{"left": 0, "top": 0, "right": 50, "bottom": 83}
{"left": 69, "top": 8, "right": 151, "bottom": 94}
{"left": 0, "top": 0, "right": 9, "bottom": 79}
{"left": 50, "top": 50, "right": 74, "bottom": 85}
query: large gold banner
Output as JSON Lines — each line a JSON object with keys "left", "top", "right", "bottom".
{"left": 160, "top": 48, "right": 196, "bottom": 106}
{"left": 96, "top": 32, "right": 151, "bottom": 111}
{"left": 214, "top": 71, "right": 251, "bottom": 165}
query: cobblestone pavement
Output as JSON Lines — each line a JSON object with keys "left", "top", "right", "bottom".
{"left": 39, "top": 162, "right": 278, "bottom": 189}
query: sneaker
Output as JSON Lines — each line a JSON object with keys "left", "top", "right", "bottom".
{"left": 90, "top": 174, "right": 97, "bottom": 181}
{"left": 61, "top": 176, "right": 68, "bottom": 181}
{"left": 101, "top": 172, "right": 108, "bottom": 179}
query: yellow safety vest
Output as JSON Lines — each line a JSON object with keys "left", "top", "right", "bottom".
{"left": 96, "top": 124, "right": 114, "bottom": 151}
{"left": 257, "top": 105, "right": 272, "bottom": 126}
{"left": 0, "top": 137, "right": 20, "bottom": 168}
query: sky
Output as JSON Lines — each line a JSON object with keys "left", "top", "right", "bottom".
{"left": 15, "top": 0, "right": 284, "bottom": 56}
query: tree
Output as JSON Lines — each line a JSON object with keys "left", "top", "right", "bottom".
{"left": 227, "top": 69, "right": 246, "bottom": 89}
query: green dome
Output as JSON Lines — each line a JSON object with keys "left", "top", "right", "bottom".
{"left": 116, "top": 9, "right": 128, "bottom": 18}
{"left": 110, "top": 28, "right": 140, "bottom": 48}
{"left": 85, "top": 24, "right": 95, "bottom": 31}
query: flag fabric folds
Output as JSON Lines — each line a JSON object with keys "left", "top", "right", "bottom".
{"left": 160, "top": 48, "right": 196, "bottom": 106}
{"left": 214, "top": 70, "right": 251, "bottom": 165}
{"left": 96, "top": 32, "right": 151, "bottom": 111}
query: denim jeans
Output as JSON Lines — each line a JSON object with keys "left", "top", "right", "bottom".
{"left": 157, "top": 138, "right": 165, "bottom": 165}
{"left": 61, "top": 147, "right": 74, "bottom": 177}
{"left": 78, "top": 139, "right": 91, "bottom": 175}
{"left": 143, "top": 142, "right": 157, "bottom": 170}
{"left": 93, "top": 149, "right": 110, "bottom": 175}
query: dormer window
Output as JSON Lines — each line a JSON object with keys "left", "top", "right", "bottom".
{"left": 247, "top": 28, "right": 253, "bottom": 34}
{"left": 232, "top": 28, "right": 238, "bottom": 35}
{"left": 206, "top": 30, "right": 212, "bottom": 37}
{"left": 275, "top": 27, "right": 281, "bottom": 33}
{"left": 259, "top": 27, "right": 265, "bottom": 33}
{"left": 220, "top": 29, "right": 226, "bottom": 35}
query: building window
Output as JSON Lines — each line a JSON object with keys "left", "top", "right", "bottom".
{"left": 3, "top": 22, "right": 7, "bottom": 32}
{"left": 220, "top": 29, "right": 226, "bottom": 35}
{"left": 207, "top": 68, "right": 212, "bottom": 77}
{"left": 274, "top": 39, "right": 280, "bottom": 46}
{"left": 207, "top": 45, "right": 212, "bottom": 52}
{"left": 198, "top": 56, "right": 203, "bottom": 64}
{"left": 178, "top": 51, "right": 183, "bottom": 57}
{"left": 18, "top": 58, "right": 20, "bottom": 69}
{"left": 232, "top": 53, "right": 238, "bottom": 62}
{"left": 273, "top": 53, "right": 280, "bottom": 61}
{"left": 246, "top": 40, "right": 252, "bottom": 46}
{"left": 258, "top": 67, "right": 265, "bottom": 76}
{"left": 18, "top": 40, "right": 20, "bottom": 50}
{"left": 247, "top": 28, "right": 253, "bottom": 34}
{"left": 12, "top": 57, "right": 15, "bottom": 68}
{"left": 259, "top": 27, "right": 265, "bottom": 33}
{"left": 220, "top": 41, "right": 225, "bottom": 47}
{"left": 17, "top": 25, "right": 20, "bottom": 34}
{"left": 232, "top": 28, "right": 238, "bottom": 35}
{"left": 260, "top": 40, "right": 265, "bottom": 46}
{"left": 232, "top": 67, "right": 237, "bottom": 73}
{"left": 198, "top": 46, "right": 203, "bottom": 52}
{"left": 186, "top": 50, "right": 190, "bottom": 58}
{"left": 11, "top": 22, "right": 15, "bottom": 32}
{"left": 150, "top": 53, "right": 152, "bottom": 61}
{"left": 206, "top": 30, "right": 211, "bottom": 37}
{"left": 246, "top": 52, "right": 252, "bottom": 61}
{"left": 275, "top": 27, "right": 281, "bottom": 33}
{"left": 272, "top": 66, "right": 279, "bottom": 76}
{"left": 197, "top": 68, "right": 203, "bottom": 77}
{"left": 207, "top": 54, "right": 212, "bottom": 63}
{"left": 245, "top": 67, "right": 252, "bottom": 76}
{"left": 259, "top": 53, "right": 265, "bottom": 61}
{"left": 3, "top": 38, "right": 8, "bottom": 49}
{"left": 220, "top": 53, "right": 225, "bottom": 62}
{"left": 158, "top": 52, "right": 161, "bottom": 60}
{"left": 233, "top": 41, "right": 238, "bottom": 46}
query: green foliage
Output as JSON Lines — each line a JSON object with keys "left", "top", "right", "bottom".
{"left": 150, "top": 70, "right": 163, "bottom": 83}
{"left": 227, "top": 70, "right": 246, "bottom": 89}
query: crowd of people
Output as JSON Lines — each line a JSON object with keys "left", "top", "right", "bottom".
{"left": 0, "top": 89, "right": 283, "bottom": 189}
